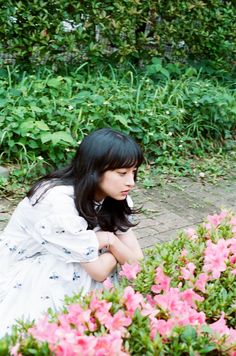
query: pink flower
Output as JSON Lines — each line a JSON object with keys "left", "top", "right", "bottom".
{"left": 194, "top": 273, "right": 209, "bottom": 293}
{"left": 230, "top": 255, "right": 236, "bottom": 264}
{"left": 89, "top": 296, "right": 112, "bottom": 314}
{"left": 122, "top": 286, "right": 144, "bottom": 316}
{"left": 103, "top": 277, "right": 114, "bottom": 290}
{"left": 181, "top": 249, "right": 188, "bottom": 256}
{"left": 209, "top": 311, "right": 236, "bottom": 347}
{"left": 210, "top": 312, "right": 228, "bottom": 335}
{"left": 95, "top": 332, "right": 129, "bottom": 356}
{"left": 180, "top": 289, "right": 204, "bottom": 308}
{"left": 229, "top": 238, "right": 236, "bottom": 254}
{"left": 10, "top": 343, "right": 22, "bottom": 356}
{"left": 29, "top": 317, "right": 59, "bottom": 344}
{"left": 54, "top": 335, "right": 97, "bottom": 356}
{"left": 207, "top": 211, "right": 227, "bottom": 227}
{"left": 154, "top": 287, "right": 181, "bottom": 313}
{"left": 230, "top": 216, "right": 236, "bottom": 226}
{"left": 140, "top": 300, "right": 158, "bottom": 318}
{"left": 119, "top": 262, "right": 141, "bottom": 280}
{"left": 89, "top": 296, "right": 112, "bottom": 325}
{"left": 181, "top": 262, "right": 196, "bottom": 280}
{"left": 203, "top": 239, "right": 230, "bottom": 279}
{"left": 185, "top": 228, "right": 198, "bottom": 240}
{"left": 153, "top": 286, "right": 206, "bottom": 330}
{"left": 151, "top": 267, "right": 171, "bottom": 294}
{"left": 150, "top": 317, "right": 175, "bottom": 338}
{"left": 104, "top": 310, "right": 132, "bottom": 334}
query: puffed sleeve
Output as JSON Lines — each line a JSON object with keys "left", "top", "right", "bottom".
{"left": 30, "top": 185, "right": 99, "bottom": 263}
{"left": 33, "top": 214, "right": 99, "bottom": 263}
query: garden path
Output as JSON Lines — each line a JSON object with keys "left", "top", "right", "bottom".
{"left": 0, "top": 177, "right": 236, "bottom": 250}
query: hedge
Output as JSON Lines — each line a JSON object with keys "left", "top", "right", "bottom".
{"left": 0, "top": 0, "right": 236, "bottom": 68}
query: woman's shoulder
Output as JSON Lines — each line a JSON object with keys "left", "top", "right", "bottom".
{"left": 29, "top": 184, "right": 74, "bottom": 205}
{"left": 47, "top": 185, "right": 74, "bottom": 196}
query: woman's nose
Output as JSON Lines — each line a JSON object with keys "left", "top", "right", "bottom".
{"left": 126, "top": 173, "right": 135, "bottom": 187}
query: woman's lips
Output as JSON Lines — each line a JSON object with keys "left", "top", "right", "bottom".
{"left": 121, "top": 190, "right": 130, "bottom": 195}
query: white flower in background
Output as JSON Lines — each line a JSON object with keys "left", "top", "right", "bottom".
{"left": 9, "top": 16, "right": 17, "bottom": 23}
{"left": 178, "top": 40, "right": 186, "bottom": 48}
{"left": 199, "top": 172, "right": 205, "bottom": 178}
{"left": 62, "top": 20, "right": 80, "bottom": 32}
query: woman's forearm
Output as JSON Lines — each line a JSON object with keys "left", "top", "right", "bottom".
{"left": 108, "top": 233, "right": 143, "bottom": 265}
{"left": 80, "top": 252, "right": 117, "bottom": 282}
{"left": 96, "top": 230, "right": 143, "bottom": 265}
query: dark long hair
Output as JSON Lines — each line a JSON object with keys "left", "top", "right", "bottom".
{"left": 27, "top": 128, "right": 144, "bottom": 232}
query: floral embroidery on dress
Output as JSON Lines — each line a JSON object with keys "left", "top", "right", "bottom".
{"left": 40, "top": 295, "right": 50, "bottom": 300}
{"left": 13, "top": 283, "right": 22, "bottom": 289}
{"left": 83, "top": 247, "right": 96, "bottom": 259}
{"left": 63, "top": 248, "right": 71, "bottom": 254}
{"left": 72, "top": 272, "right": 80, "bottom": 281}
{"left": 49, "top": 273, "right": 59, "bottom": 280}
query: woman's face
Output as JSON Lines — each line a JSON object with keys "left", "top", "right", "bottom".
{"left": 95, "top": 167, "right": 137, "bottom": 201}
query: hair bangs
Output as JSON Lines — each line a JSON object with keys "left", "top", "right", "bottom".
{"left": 102, "top": 140, "right": 143, "bottom": 172}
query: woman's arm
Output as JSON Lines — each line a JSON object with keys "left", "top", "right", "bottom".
{"left": 80, "top": 252, "right": 117, "bottom": 282}
{"left": 96, "top": 230, "right": 143, "bottom": 265}
{"left": 111, "top": 229, "right": 143, "bottom": 264}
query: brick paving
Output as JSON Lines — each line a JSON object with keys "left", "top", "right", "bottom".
{"left": 132, "top": 177, "right": 236, "bottom": 249}
{"left": 1, "top": 177, "right": 236, "bottom": 250}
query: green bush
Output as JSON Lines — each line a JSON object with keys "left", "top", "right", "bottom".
{"left": 1, "top": 210, "right": 236, "bottom": 355}
{"left": 0, "top": 65, "right": 235, "bottom": 172}
{"left": 0, "top": 1, "right": 235, "bottom": 68}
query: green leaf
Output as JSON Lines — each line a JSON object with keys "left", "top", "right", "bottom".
{"left": 0, "top": 99, "right": 8, "bottom": 107}
{"left": 51, "top": 131, "right": 75, "bottom": 145}
{"left": 30, "top": 105, "right": 43, "bottom": 113}
{"left": 40, "top": 132, "right": 53, "bottom": 144}
{"left": 180, "top": 325, "right": 197, "bottom": 343}
{"left": 47, "top": 77, "right": 64, "bottom": 88}
{"left": 200, "top": 345, "right": 217, "bottom": 353}
{"left": 35, "top": 121, "right": 50, "bottom": 131}
{"left": 20, "top": 120, "right": 35, "bottom": 131}
{"left": 114, "top": 115, "right": 129, "bottom": 127}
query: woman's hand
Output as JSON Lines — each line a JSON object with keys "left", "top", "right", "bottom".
{"left": 95, "top": 230, "right": 116, "bottom": 249}
{"left": 96, "top": 229, "right": 143, "bottom": 265}
{"left": 110, "top": 230, "right": 143, "bottom": 265}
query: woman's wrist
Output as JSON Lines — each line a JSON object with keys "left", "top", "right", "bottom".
{"left": 106, "top": 232, "right": 115, "bottom": 249}
{"left": 96, "top": 231, "right": 115, "bottom": 249}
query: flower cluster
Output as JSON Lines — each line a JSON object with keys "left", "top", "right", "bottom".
{"left": 8, "top": 211, "right": 236, "bottom": 355}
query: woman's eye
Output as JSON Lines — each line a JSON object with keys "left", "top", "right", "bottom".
{"left": 117, "top": 171, "right": 126, "bottom": 176}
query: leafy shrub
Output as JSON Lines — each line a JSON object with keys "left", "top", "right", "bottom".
{"left": 0, "top": 65, "right": 235, "bottom": 172}
{"left": 0, "top": 0, "right": 235, "bottom": 68}
{"left": 2, "top": 210, "right": 236, "bottom": 355}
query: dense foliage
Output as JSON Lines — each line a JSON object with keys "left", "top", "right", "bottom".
{"left": 0, "top": 63, "right": 235, "bottom": 177}
{"left": 1, "top": 210, "right": 236, "bottom": 355}
{"left": 0, "top": 0, "right": 235, "bottom": 68}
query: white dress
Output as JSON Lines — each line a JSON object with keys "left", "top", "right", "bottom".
{"left": 0, "top": 185, "right": 118, "bottom": 336}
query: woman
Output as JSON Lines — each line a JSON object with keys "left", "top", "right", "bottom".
{"left": 0, "top": 128, "right": 144, "bottom": 335}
